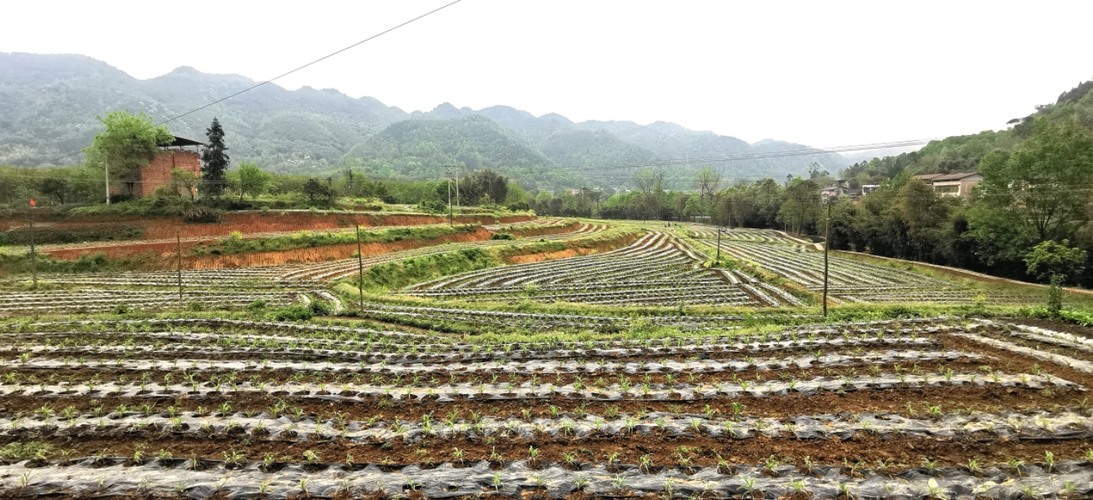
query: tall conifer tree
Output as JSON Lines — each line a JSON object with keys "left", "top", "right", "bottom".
{"left": 201, "top": 117, "right": 229, "bottom": 197}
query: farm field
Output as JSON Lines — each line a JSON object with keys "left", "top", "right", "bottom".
{"left": 403, "top": 232, "right": 799, "bottom": 307}
{"left": 1, "top": 216, "right": 1091, "bottom": 498}
{"left": 0, "top": 316, "right": 1092, "bottom": 498}
{"left": 689, "top": 226, "right": 1045, "bottom": 306}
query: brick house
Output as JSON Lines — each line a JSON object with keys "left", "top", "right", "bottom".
{"left": 113, "top": 135, "right": 204, "bottom": 197}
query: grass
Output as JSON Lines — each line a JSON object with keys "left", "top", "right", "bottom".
{"left": 189, "top": 224, "right": 479, "bottom": 256}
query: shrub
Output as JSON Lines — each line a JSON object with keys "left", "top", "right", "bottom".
{"left": 418, "top": 199, "right": 448, "bottom": 214}
{"left": 491, "top": 233, "right": 515, "bottom": 240}
{"left": 113, "top": 303, "right": 130, "bottom": 315}
{"left": 309, "top": 300, "right": 333, "bottom": 316}
{"left": 182, "top": 206, "right": 224, "bottom": 224}
{"left": 248, "top": 300, "right": 267, "bottom": 312}
{"left": 187, "top": 301, "right": 205, "bottom": 312}
{"left": 271, "top": 305, "right": 313, "bottom": 321}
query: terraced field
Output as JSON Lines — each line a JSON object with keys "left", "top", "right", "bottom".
{"left": 0, "top": 219, "right": 609, "bottom": 317}
{"left": 696, "top": 227, "right": 1041, "bottom": 305}
{"left": 1, "top": 317, "right": 1092, "bottom": 498}
{"left": 403, "top": 232, "right": 800, "bottom": 307}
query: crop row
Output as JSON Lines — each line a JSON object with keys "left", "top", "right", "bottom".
{"left": 0, "top": 349, "right": 976, "bottom": 379}
{"left": 2, "top": 459, "right": 1084, "bottom": 499}
{"left": 402, "top": 233, "right": 792, "bottom": 307}
{"left": 0, "top": 289, "right": 302, "bottom": 314}
{"left": 0, "top": 370, "right": 1068, "bottom": 401}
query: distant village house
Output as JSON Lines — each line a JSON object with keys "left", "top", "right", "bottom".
{"left": 913, "top": 172, "right": 982, "bottom": 199}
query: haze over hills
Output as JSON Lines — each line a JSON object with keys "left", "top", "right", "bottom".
{"left": 0, "top": 52, "right": 851, "bottom": 190}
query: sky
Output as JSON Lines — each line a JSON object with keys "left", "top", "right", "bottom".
{"left": 2, "top": 0, "right": 1091, "bottom": 149}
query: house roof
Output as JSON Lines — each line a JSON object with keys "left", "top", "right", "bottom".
{"left": 915, "top": 172, "right": 980, "bottom": 182}
{"left": 159, "top": 135, "right": 205, "bottom": 148}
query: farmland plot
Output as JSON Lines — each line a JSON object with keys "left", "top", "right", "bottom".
{"left": 403, "top": 232, "right": 793, "bottom": 307}
{"left": 702, "top": 233, "right": 1039, "bottom": 305}
{"left": 1, "top": 317, "right": 1093, "bottom": 498}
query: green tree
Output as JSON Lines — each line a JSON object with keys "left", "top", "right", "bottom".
{"left": 39, "top": 178, "right": 69, "bottom": 205}
{"left": 83, "top": 111, "right": 174, "bottom": 197}
{"left": 236, "top": 161, "right": 271, "bottom": 201}
{"left": 777, "top": 179, "right": 821, "bottom": 234}
{"left": 975, "top": 118, "right": 1093, "bottom": 242}
{"left": 302, "top": 178, "right": 333, "bottom": 205}
{"left": 201, "top": 117, "right": 230, "bottom": 197}
{"left": 694, "top": 166, "right": 721, "bottom": 202}
{"left": 1025, "top": 239, "right": 1087, "bottom": 315}
{"left": 169, "top": 168, "right": 199, "bottom": 201}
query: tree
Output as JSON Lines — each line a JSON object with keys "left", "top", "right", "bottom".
{"left": 169, "top": 168, "right": 199, "bottom": 201}
{"left": 634, "top": 168, "right": 664, "bottom": 194}
{"left": 83, "top": 111, "right": 174, "bottom": 197}
{"left": 236, "top": 161, "right": 271, "bottom": 201}
{"left": 302, "top": 178, "right": 333, "bottom": 205}
{"left": 694, "top": 167, "right": 722, "bottom": 202}
{"left": 975, "top": 118, "right": 1093, "bottom": 242}
{"left": 201, "top": 118, "right": 230, "bottom": 197}
{"left": 40, "top": 178, "right": 69, "bottom": 205}
{"left": 1025, "top": 239, "right": 1087, "bottom": 316}
{"left": 777, "top": 179, "right": 821, "bottom": 234}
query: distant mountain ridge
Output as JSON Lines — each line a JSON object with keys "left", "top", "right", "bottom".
{"left": 0, "top": 52, "right": 847, "bottom": 189}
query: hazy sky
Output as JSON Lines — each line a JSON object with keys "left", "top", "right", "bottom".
{"left": 3, "top": 1, "right": 1091, "bottom": 148}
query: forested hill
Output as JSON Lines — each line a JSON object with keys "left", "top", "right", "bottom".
{"left": 843, "top": 78, "right": 1093, "bottom": 184}
{"left": 0, "top": 52, "right": 847, "bottom": 189}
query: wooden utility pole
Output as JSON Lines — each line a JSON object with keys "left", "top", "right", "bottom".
{"left": 446, "top": 166, "right": 453, "bottom": 227}
{"left": 104, "top": 152, "right": 111, "bottom": 205}
{"left": 28, "top": 217, "right": 37, "bottom": 290}
{"left": 356, "top": 225, "right": 365, "bottom": 312}
{"left": 715, "top": 225, "right": 722, "bottom": 262}
{"left": 177, "top": 230, "right": 183, "bottom": 306}
{"left": 822, "top": 201, "right": 832, "bottom": 317}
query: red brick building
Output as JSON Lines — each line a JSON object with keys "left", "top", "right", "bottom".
{"left": 113, "top": 135, "right": 204, "bottom": 197}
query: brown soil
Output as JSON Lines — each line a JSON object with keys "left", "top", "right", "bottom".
{"left": 5, "top": 423, "right": 1091, "bottom": 473}
{"left": 3, "top": 359, "right": 1003, "bottom": 388}
{"left": 507, "top": 233, "right": 642, "bottom": 265}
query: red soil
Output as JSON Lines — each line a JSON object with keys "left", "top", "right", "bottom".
{"left": 506, "top": 232, "right": 640, "bottom": 264}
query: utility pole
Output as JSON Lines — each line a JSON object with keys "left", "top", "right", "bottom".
{"left": 446, "top": 166, "right": 453, "bottom": 226}
{"left": 104, "top": 151, "right": 110, "bottom": 205}
{"left": 715, "top": 225, "right": 722, "bottom": 262}
{"left": 822, "top": 200, "right": 833, "bottom": 317}
{"left": 356, "top": 225, "right": 365, "bottom": 312}
{"left": 28, "top": 216, "right": 37, "bottom": 290}
{"left": 177, "top": 230, "right": 183, "bottom": 306}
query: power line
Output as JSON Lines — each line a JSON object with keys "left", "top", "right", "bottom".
{"left": 158, "top": 0, "right": 463, "bottom": 126}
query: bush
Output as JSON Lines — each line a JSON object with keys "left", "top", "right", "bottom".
{"left": 248, "top": 300, "right": 267, "bottom": 312}
{"left": 309, "top": 300, "right": 333, "bottom": 316}
{"left": 507, "top": 202, "right": 529, "bottom": 211}
{"left": 490, "top": 233, "right": 515, "bottom": 240}
{"left": 271, "top": 305, "right": 313, "bottom": 321}
{"left": 113, "top": 303, "right": 130, "bottom": 315}
{"left": 418, "top": 199, "right": 448, "bottom": 214}
{"left": 187, "top": 301, "right": 205, "bottom": 312}
{"left": 182, "top": 206, "right": 225, "bottom": 223}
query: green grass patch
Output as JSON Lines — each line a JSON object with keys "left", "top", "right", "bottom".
{"left": 190, "top": 224, "right": 478, "bottom": 256}
{"left": 0, "top": 441, "right": 51, "bottom": 460}
{"left": 350, "top": 248, "right": 500, "bottom": 292}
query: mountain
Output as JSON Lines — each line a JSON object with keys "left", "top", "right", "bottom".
{"left": 341, "top": 116, "right": 574, "bottom": 188}
{"left": 0, "top": 53, "right": 408, "bottom": 172}
{"left": 841, "top": 77, "right": 1093, "bottom": 183}
{"left": 397, "top": 103, "right": 847, "bottom": 188}
{"left": 1, "top": 52, "right": 847, "bottom": 189}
